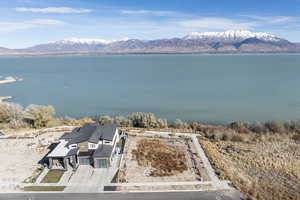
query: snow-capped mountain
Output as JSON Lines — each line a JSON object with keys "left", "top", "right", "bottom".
{"left": 183, "top": 30, "right": 281, "bottom": 42}
{"left": 52, "top": 37, "right": 130, "bottom": 45}
{"left": 53, "top": 38, "right": 113, "bottom": 45}
{"left": 27, "top": 37, "right": 131, "bottom": 52}
{"left": 1, "top": 30, "right": 298, "bottom": 55}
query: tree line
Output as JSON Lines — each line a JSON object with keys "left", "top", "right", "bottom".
{"left": 1, "top": 101, "right": 300, "bottom": 138}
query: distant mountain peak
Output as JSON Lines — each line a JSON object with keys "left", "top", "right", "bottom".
{"left": 1, "top": 30, "right": 297, "bottom": 55}
{"left": 183, "top": 30, "right": 280, "bottom": 42}
{"left": 53, "top": 38, "right": 112, "bottom": 45}
{"left": 53, "top": 37, "right": 130, "bottom": 45}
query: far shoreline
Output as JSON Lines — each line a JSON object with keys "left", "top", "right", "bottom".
{"left": 1, "top": 52, "right": 300, "bottom": 58}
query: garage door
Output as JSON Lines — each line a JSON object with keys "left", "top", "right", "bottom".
{"left": 95, "top": 159, "right": 108, "bottom": 168}
{"left": 78, "top": 157, "right": 90, "bottom": 165}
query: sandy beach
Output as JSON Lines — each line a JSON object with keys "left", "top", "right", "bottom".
{"left": 0, "top": 96, "right": 12, "bottom": 102}
{"left": 0, "top": 76, "right": 17, "bottom": 85}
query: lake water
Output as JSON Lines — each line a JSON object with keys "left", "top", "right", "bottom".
{"left": 1, "top": 54, "right": 300, "bottom": 123}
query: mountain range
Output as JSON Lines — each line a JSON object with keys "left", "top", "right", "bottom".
{"left": 1, "top": 30, "right": 300, "bottom": 55}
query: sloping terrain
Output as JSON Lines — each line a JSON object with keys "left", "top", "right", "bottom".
{"left": 199, "top": 136, "right": 300, "bottom": 200}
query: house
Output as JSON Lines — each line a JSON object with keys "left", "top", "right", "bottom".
{"left": 46, "top": 123, "right": 122, "bottom": 170}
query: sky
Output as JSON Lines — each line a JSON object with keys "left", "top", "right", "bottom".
{"left": 1, "top": 0, "right": 300, "bottom": 48}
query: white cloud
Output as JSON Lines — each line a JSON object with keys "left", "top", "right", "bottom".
{"left": 269, "top": 16, "right": 296, "bottom": 23}
{"left": 120, "top": 9, "right": 176, "bottom": 16}
{"left": 177, "top": 17, "right": 256, "bottom": 30}
{"left": 0, "top": 19, "right": 64, "bottom": 32}
{"left": 16, "top": 7, "right": 94, "bottom": 13}
{"left": 29, "top": 19, "right": 64, "bottom": 25}
{"left": 239, "top": 15, "right": 298, "bottom": 24}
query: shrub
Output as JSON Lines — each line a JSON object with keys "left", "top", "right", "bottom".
{"left": 0, "top": 102, "right": 26, "bottom": 128}
{"left": 231, "top": 134, "right": 245, "bottom": 142}
{"left": 292, "top": 134, "right": 300, "bottom": 142}
{"left": 228, "top": 121, "right": 250, "bottom": 133}
{"left": 210, "top": 131, "right": 223, "bottom": 141}
{"left": 59, "top": 116, "right": 76, "bottom": 125}
{"left": 24, "top": 105, "right": 55, "bottom": 128}
{"left": 251, "top": 123, "right": 267, "bottom": 134}
{"left": 174, "top": 119, "right": 188, "bottom": 129}
{"left": 113, "top": 116, "right": 132, "bottom": 127}
{"left": 264, "top": 121, "right": 285, "bottom": 134}
{"left": 222, "top": 132, "right": 234, "bottom": 141}
{"left": 98, "top": 116, "right": 114, "bottom": 124}
{"left": 128, "top": 112, "right": 167, "bottom": 128}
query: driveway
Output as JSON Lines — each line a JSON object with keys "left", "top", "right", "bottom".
{"left": 64, "top": 165, "right": 117, "bottom": 192}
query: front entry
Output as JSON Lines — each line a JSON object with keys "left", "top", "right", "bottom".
{"left": 95, "top": 158, "right": 108, "bottom": 168}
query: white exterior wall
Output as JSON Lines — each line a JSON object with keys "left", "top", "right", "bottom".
{"left": 83, "top": 128, "right": 120, "bottom": 151}
{"left": 110, "top": 128, "right": 120, "bottom": 161}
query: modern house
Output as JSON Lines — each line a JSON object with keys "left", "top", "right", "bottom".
{"left": 47, "top": 123, "right": 123, "bottom": 170}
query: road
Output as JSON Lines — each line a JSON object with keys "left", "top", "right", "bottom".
{"left": 0, "top": 190, "right": 242, "bottom": 200}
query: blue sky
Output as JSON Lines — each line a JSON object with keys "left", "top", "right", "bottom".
{"left": 1, "top": 0, "right": 300, "bottom": 48}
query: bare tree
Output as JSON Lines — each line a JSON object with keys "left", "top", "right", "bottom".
{"left": 0, "top": 102, "right": 24, "bottom": 128}
{"left": 24, "top": 104, "right": 55, "bottom": 128}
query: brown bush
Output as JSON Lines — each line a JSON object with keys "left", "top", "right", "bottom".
{"left": 292, "top": 134, "right": 300, "bottom": 143}
{"left": 231, "top": 134, "right": 246, "bottom": 142}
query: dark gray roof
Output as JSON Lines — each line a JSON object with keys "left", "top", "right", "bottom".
{"left": 60, "top": 129, "right": 79, "bottom": 140}
{"left": 66, "top": 123, "right": 117, "bottom": 146}
{"left": 93, "top": 144, "right": 113, "bottom": 158}
{"left": 93, "top": 123, "right": 117, "bottom": 142}
{"left": 66, "top": 148, "right": 79, "bottom": 156}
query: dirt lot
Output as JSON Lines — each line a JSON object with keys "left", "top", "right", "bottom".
{"left": 0, "top": 130, "right": 66, "bottom": 192}
{"left": 199, "top": 136, "right": 300, "bottom": 200}
{"left": 118, "top": 134, "right": 201, "bottom": 183}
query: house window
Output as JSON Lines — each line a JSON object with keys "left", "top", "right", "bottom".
{"left": 89, "top": 143, "right": 97, "bottom": 149}
{"left": 69, "top": 144, "right": 77, "bottom": 149}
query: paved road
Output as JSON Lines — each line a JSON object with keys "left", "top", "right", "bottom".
{"left": 0, "top": 190, "right": 242, "bottom": 200}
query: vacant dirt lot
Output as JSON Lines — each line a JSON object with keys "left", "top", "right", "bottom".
{"left": 199, "top": 136, "right": 300, "bottom": 200}
{"left": 0, "top": 129, "right": 66, "bottom": 192}
{"left": 118, "top": 134, "right": 200, "bottom": 183}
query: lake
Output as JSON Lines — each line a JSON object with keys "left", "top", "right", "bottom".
{"left": 0, "top": 54, "right": 300, "bottom": 124}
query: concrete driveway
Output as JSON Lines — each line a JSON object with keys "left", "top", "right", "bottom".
{"left": 64, "top": 165, "right": 112, "bottom": 192}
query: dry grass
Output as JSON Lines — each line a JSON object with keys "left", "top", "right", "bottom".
{"left": 132, "top": 139, "right": 187, "bottom": 177}
{"left": 199, "top": 134, "right": 300, "bottom": 200}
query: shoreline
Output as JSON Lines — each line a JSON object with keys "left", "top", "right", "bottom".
{"left": 0, "top": 96, "right": 12, "bottom": 102}
{"left": 1, "top": 52, "right": 300, "bottom": 58}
